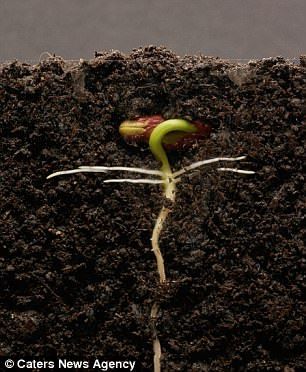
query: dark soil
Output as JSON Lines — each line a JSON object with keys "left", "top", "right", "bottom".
{"left": 0, "top": 47, "right": 305, "bottom": 371}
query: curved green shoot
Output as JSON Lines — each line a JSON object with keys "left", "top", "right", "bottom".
{"left": 148, "top": 119, "right": 197, "bottom": 201}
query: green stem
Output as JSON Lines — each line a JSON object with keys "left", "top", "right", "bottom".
{"left": 149, "top": 119, "right": 197, "bottom": 200}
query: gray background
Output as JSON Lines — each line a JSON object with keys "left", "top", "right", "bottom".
{"left": 0, "top": 0, "right": 305, "bottom": 62}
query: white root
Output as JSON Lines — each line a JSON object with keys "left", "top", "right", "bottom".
{"left": 47, "top": 154, "right": 255, "bottom": 372}
{"left": 151, "top": 206, "right": 171, "bottom": 284}
{"left": 47, "top": 168, "right": 107, "bottom": 179}
{"left": 151, "top": 303, "right": 161, "bottom": 372}
{"left": 47, "top": 165, "right": 162, "bottom": 180}
{"left": 47, "top": 156, "right": 254, "bottom": 284}
{"left": 104, "top": 178, "right": 164, "bottom": 184}
{"left": 218, "top": 168, "right": 255, "bottom": 174}
{"left": 153, "top": 336, "right": 162, "bottom": 372}
{"left": 78, "top": 165, "right": 163, "bottom": 176}
{"left": 173, "top": 156, "right": 247, "bottom": 177}
{"left": 46, "top": 153, "right": 255, "bottom": 372}
{"left": 47, "top": 156, "right": 254, "bottom": 182}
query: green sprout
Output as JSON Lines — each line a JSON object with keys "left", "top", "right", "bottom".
{"left": 148, "top": 119, "right": 197, "bottom": 201}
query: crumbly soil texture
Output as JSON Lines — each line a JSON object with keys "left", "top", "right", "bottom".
{"left": 0, "top": 47, "right": 305, "bottom": 371}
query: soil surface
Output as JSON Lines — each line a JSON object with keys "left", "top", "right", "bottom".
{"left": 0, "top": 47, "right": 305, "bottom": 371}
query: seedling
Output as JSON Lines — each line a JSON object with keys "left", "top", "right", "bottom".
{"left": 47, "top": 116, "right": 254, "bottom": 372}
{"left": 48, "top": 116, "right": 254, "bottom": 283}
